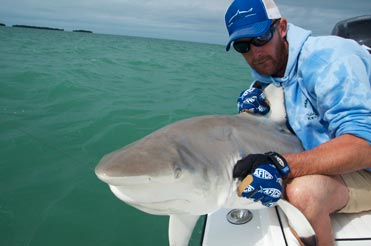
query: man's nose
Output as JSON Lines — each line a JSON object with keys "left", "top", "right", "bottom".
{"left": 248, "top": 44, "right": 265, "bottom": 58}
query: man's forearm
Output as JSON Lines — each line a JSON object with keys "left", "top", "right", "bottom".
{"left": 284, "top": 134, "right": 371, "bottom": 178}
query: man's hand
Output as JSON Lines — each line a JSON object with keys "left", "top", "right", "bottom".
{"left": 237, "top": 88, "right": 270, "bottom": 114}
{"left": 233, "top": 152, "right": 290, "bottom": 206}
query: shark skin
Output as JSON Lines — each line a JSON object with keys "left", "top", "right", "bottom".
{"left": 95, "top": 112, "right": 317, "bottom": 245}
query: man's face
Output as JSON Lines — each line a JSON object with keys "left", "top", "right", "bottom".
{"left": 239, "top": 19, "right": 288, "bottom": 78}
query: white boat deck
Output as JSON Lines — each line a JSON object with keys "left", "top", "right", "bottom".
{"left": 202, "top": 207, "right": 371, "bottom": 246}
{"left": 332, "top": 211, "right": 371, "bottom": 246}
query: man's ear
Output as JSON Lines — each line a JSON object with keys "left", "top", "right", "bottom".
{"left": 278, "top": 18, "right": 288, "bottom": 38}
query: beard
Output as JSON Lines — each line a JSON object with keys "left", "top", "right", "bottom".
{"left": 250, "top": 55, "right": 277, "bottom": 75}
{"left": 248, "top": 38, "right": 288, "bottom": 77}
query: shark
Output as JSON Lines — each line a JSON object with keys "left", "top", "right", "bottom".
{"left": 95, "top": 85, "right": 317, "bottom": 245}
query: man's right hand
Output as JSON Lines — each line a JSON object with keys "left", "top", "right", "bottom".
{"left": 237, "top": 87, "right": 270, "bottom": 114}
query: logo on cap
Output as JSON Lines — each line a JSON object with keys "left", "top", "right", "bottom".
{"left": 228, "top": 8, "right": 257, "bottom": 27}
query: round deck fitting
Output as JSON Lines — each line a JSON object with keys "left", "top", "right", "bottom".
{"left": 226, "top": 209, "right": 253, "bottom": 225}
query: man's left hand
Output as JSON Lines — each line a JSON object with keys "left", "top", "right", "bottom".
{"left": 233, "top": 152, "right": 290, "bottom": 207}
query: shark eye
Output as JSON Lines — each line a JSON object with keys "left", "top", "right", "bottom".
{"left": 174, "top": 167, "right": 182, "bottom": 179}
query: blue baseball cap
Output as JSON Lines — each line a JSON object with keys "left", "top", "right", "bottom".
{"left": 225, "top": 0, "right": 281, "bottom": 51}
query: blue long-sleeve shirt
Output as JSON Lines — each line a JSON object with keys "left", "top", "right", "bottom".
{"left": 251, "top": 24, "right": 371, "bottom": 152}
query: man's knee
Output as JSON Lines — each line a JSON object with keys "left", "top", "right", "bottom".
{"left": 285, "top": 175, "right": 349, "bottom": 214}
{"left": 285, "top": 175, "right": 320, "bottom": 212}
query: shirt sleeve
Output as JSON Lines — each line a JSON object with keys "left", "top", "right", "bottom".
{"left": 313, "top": 53, "right": 371, "bottom": 145}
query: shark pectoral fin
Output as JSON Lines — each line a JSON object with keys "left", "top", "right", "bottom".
{"left": 277, "top": 200, "right": 318, "bottom": 246}
{"left": 168, "top": 214, "right": 200, "bottom": 246}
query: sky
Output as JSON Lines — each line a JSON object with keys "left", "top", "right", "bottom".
{"left": 1, "top": 0, "right": 370, "bottom": 45}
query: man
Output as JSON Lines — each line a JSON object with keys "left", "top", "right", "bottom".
{"left": 224, "top": 0, "right": 371, "bottom": 245}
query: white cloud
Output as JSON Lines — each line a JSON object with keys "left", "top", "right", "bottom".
{"left": 278, "top": 0, "right": 371, "bottom": 35}
{"left": 0, "top": 0, "right": 369, "bottom": 44}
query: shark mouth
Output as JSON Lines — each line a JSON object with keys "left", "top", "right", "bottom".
{"left": 108, "top": 185, "right": 193, "bottom": 215}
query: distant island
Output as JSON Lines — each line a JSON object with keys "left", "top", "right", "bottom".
{"left": 7, "top": 24, "right": 93, "bottom": 33}
{"left": 12, "top": 25, "right": 64, "bottom": 31}
{"left": 73, "top": 29, "right": 93, "bottom": 33}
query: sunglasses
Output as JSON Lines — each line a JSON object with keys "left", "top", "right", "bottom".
{"left": 233, "top": 19, "right": 280, "bottom": 54}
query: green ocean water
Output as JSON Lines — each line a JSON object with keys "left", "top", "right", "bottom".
{"left": 0, "top": 26, "right": 252, "bottom": 246}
